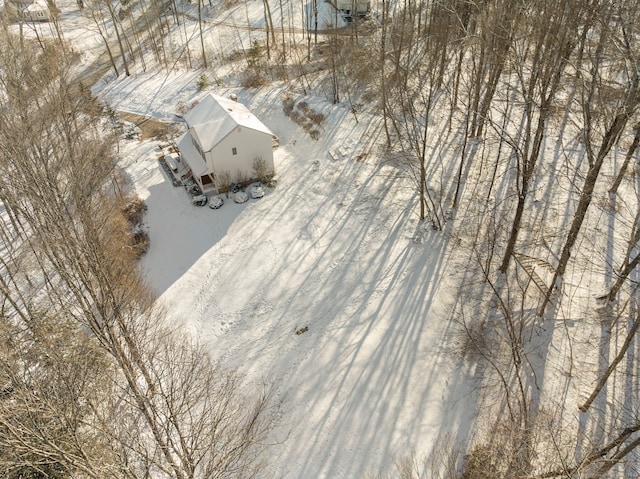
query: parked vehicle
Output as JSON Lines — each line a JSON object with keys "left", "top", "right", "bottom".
{"left": 208, "top": 196, "right": 224, "bottom": 209}
{"left": 165, "top": 153, "right": 179, "bottom": 172}
{"left": 192, "top": 194, "right": 208, "bottom": 206}
{"left": 185, "top": 179, "right": 202, "bottom": 196}
{"left": 234, "top": 191, "right": 249, "bottom": 204}
{"left": 250, "top": 184, "right": 265, "bottom": 199}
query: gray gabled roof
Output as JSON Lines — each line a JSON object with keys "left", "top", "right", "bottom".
{"left": 183, "top": 94, "right": 274, "bottom": 152}
{"left": 176, "top": 132, "right": 208, "bottom": 177}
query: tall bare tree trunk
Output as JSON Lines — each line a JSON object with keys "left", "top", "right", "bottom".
{"left": 499, "top": 1, "right": 579, "bottom": 273}
{"left": 609, "top": 123, "right": 640, "bottom": 195}
{"left": 103, "top": 0, "right": 130, "bottom": 76}
{"left": 198, "top": 0, "right": 208, "bottom": 67}
{"left": 579, "top": 309, "right": 640, "bottom": 412}
{"left": 380, "top": 0, "right": 391, "bottom": 147}
{"left": 540, "top": 80, "right": 640, "bottom": 315}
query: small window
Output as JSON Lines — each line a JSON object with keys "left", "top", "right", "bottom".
{"left": 232, "top": 147, "right": 237, "bottom": 155}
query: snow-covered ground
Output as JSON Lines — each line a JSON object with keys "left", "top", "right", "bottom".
{"left": 116, "top": 73, "right": 478, "bottom": 476}
{"left": 9, "top": 1, "right": 484, "bottom": 476}
{"left": 13, "top": 0, "right": 640, "bottom": 475}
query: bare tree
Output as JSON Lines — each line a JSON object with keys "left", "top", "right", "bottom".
{"left": 0, "top": 26, "right": 276, "bottom": 479}
{"left": 497, "top": 0, "right": 583, "bottom": 274}
{"left": 540, "top": 10, "right": 640, "bottom": 315}
{"left": 579, "top": 297, "right": 640, "bottom": 412}
{"left": 87, "top": 2, "right": 121, "bottom": 76}
{"left": 98, "top": 0, "right": 132, "bottom": 75}
{"left": 198, "top": 0, "right": 208, "bottom": 67}
{"left": 385, "top": 0, "right": 451, "bottom": 226}
{"left": 468, "top": 0, "right": 520, "bottom": 140}
{"left": 609, "top": 122, "right": 640, "bottom": 195}
{"left": 600, "top": 216, "right": 640, "bottom": 303}
{"left": 0, "top": 308, "right": 120, "bottom": 478}
{"left": 379, "top": 0, "right": 391, "bottom": 147}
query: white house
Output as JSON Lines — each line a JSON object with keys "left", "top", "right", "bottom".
{"left": 335, "top": 0, "right": 369, "bottom": 16}
{"left": 177, "top": 94, "right": 277, "bottom": 193}
{"left": 6, "top": 0, "right": 51, "bottom": 21}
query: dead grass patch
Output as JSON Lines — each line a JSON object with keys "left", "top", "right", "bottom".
{"left": 281, "top": 94, "right": 325, "bottom": 140}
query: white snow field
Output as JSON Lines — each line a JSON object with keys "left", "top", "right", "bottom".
{"left": 116, "top": 80, "right": 479, "bottom": 477}
{"left": 11, "top": 0, "right": 640, "bottom": 476}
{"left": 26, "top": 0, "right": 480, "bottom": 472}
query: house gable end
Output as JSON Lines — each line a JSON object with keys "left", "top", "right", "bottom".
{"left": 184, "top": 93, "right": 274, "bottom": 151}
{"left": 191, "top": 119, "right": 235, "bottom": 153}
{"left": 179, "top": 93, "right": 275, "bottom": 191}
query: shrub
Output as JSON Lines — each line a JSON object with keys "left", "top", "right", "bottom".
{"left": 282, "top": 96, "right": 295, "bottom": 116}
{"left": 131, "top": 228, "right": 150, "bottom": 257}
{"left": 308, "top": 110, "right": 325, "bottom": 125}
{"left": 282, "top": 97, "right": 324, "bottom": 139}
{"left": 120, "top": 195, "right": 149, "bottom": 257}
{"left": 243, "top": 40, "right": 267, "bottom": 88}
{"left": 196, "top": 73, "right": 209, "bottom": 91}
{"left": 289, "top": 110, "right": 304, "bottom": 125}
{"left": 175, "top": 100, "right": 189, "bottom": 117}
{"left": 242, "top": 72, "right": 267, "bottom": 88}
{"left": 121, "top": 195, "right": 147, "bottom": 226}
{"left": 297, "top": 101, "right": 310, "bottom": 113}
{"left": 252, "top": 157, "right": 269, "bottom": 182}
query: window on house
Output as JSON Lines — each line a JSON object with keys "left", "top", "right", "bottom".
{"left": 232, "top": 147, "right": 237, "bottom": 155}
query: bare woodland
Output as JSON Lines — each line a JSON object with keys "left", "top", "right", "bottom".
{"left": 0, "top": 26, "right": 274, "bottom": 479}
{"left": 2, "top": 0, "right": 640, "bottom": 477}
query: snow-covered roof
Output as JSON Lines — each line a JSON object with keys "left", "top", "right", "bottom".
{"left": 25, "top": 0, "right": 48, "bottom": 11}
{"left": 7, "top": 0, "right": 48, "bottom": 11}
{"left": 190, "top": 119, "right": 235, "bottom": 152}
{"left": 183, "top": 94, "right": 274, "bottom": 152}
{"left": 176, "top": 132, "right": 208, "bottom": 177}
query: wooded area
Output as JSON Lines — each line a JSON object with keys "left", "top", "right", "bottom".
{"left": 0, "top": 27, "right": 274, "bottom": 479}
{"left": 1, "top": 0, "right": 640, "bottom": 477}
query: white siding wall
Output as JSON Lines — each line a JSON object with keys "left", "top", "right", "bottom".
{"left": 336, "top": 0, "right": 368, "bottom": 13}
{"left": 7, "top": 1, "right": 50, "bottom": 21}
{"left": 207, "top": 128, "right": 274, "bottom": 188}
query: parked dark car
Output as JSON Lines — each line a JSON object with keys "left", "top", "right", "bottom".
{"left": 192, "top": 194, "right": 208, "bottom": 206}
